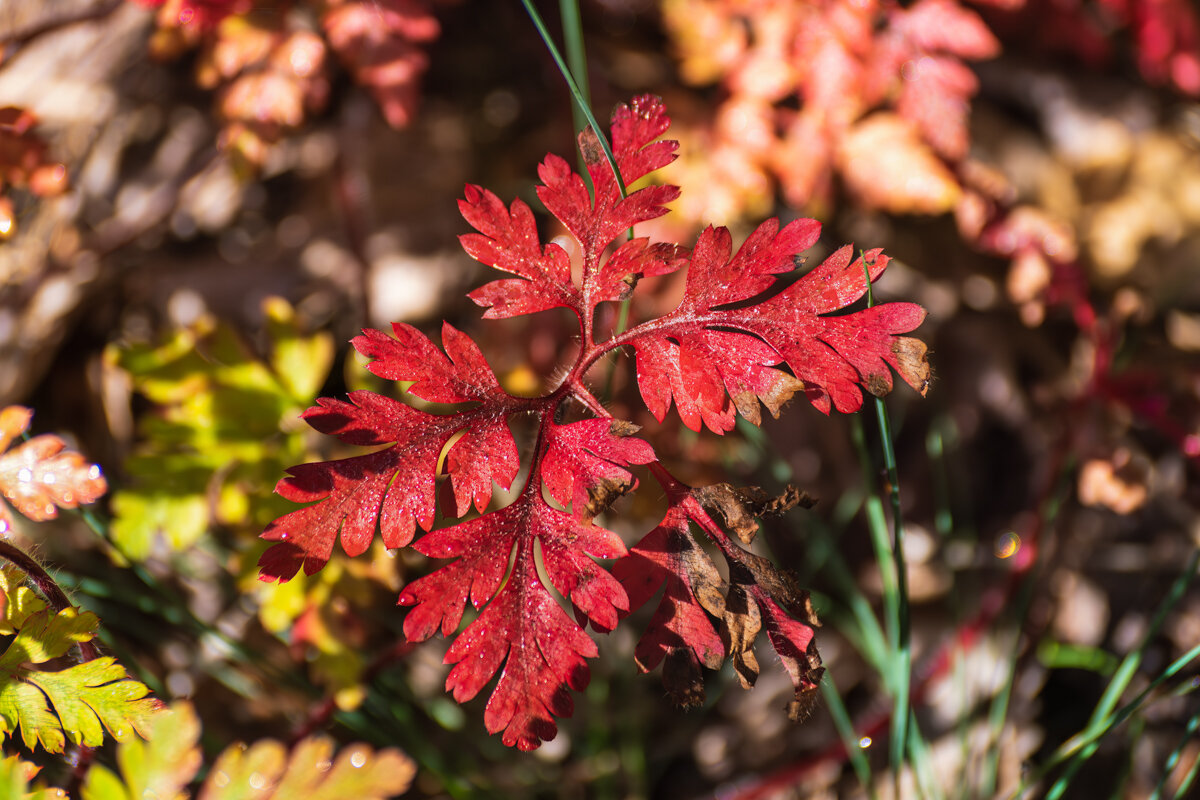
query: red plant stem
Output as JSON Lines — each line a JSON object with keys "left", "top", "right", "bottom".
{"left": 0, "top": 539, "right": 101, "bottom": 662}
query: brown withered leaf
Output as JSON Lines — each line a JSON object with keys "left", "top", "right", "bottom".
{"left": 721, "top": 546, "right": 823, "bottom": 720}
{"left": 0, "top": 406, "right": 107, "bottom": 528}
{"left": 891, "top": 337, "right": 932, "bottom": 398}
{"left": 583, "top": 475, "right": 636, "bottom": 521}
{"left": 662, "top": 647, "right": 706, "bottom": 709}
{"left": 722, "top": 582, "right": 761, "bottom": 689}
{"left": 694, "top": 483, "right": 815, "bottom": 545}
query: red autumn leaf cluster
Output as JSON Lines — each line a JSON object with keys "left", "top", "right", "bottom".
{"left": 999, "top": 0, "right": 1200, "bottom": 96}
{"left": 260, "top": 95, "right": 930, "bottom": 750}
{"left": 661, "top": 0, "right": 1200, "bottom": 328}
{"left": 0, "top": 107, "right": 68, "bottom": 239}
{"left": 664, "top": 0, "right": 999, "bottom": 216}
{"left": 131, "top": 0, "right": 438, "bottom": 166}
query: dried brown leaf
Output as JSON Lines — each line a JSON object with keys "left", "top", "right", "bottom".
{"left": 694, "top": 483, "right": 815, "bottom": 545}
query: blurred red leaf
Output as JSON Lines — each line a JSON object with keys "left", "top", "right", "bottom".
{"left": 0, "top": 407, "right": 107, "bottom": 530}
{"left": 322, "top": 0, "right": 439, "bottom": 128}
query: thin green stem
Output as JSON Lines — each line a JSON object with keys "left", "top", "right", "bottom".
{"left": 979, "top": 569, "right": 1039, "bottom": 797}
{"left": 1159, "top": 710, "right": 1200, "bottom": 799}
{"left": 559, "top": 0, "right": 590, "bottom": 162}
{"left": 859, "top": 252, "right": 916, "bottom": 789}
{"left": 521, "top": 0, "right": 625, "bottom": 199}
{"left": 821, "top": 673, "right": 878, "bottom": 799}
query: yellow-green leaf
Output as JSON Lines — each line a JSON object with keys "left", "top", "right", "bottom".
{"left": 0, "top": 604, "right": 160, "bottom": 754}
{"left": 200, "top": 735, "right": 415, "bottom": 800}
{"left": 28, "top": 658, "right": 160, "bottom": 747}
{"left": 81, "top": 701, "right": 201, "bottom": 800}
{"left": 0, "top": 566, "right": 46, "bottom": 636}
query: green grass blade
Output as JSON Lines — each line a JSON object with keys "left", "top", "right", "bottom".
{"left": 1048, "top": 545, "right": 1200, "bottom": 797}
{"left": 1023, "top": 641, "right": 1200, "bottom": 796}
{"left": 1088, "top": 548, "right": 1199, "bottom": 730}
{"left": 558, "top": 0, "right": 590, "bottom": 145}
{"left": 821, "top": 673, "right": 877, "bottom": 799}
{"left": 859, "top": 255, "right": 916, "bottom": 788}
{"left": 979, "top": 569, "right": 1039, "bottom": 798}
{"left": 521, "top": 0, "right": 626, "bottom": 200}
{"left": 1161, "top": 709, "right": 1200, "bottom": 799}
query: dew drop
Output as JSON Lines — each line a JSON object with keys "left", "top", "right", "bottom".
{"left": 279, "top": 532, "right": 289, "bottom": 541}
{"left": 248, "top": 771, "right": 266, "bottom": 790}
{"left": 88, "top": 465, "right": 101, "bottom": 479}
{"left": 350, "top": 749, "right": 367, "bottom": 768}
{"left": 858, "top": 736, "right": 872, "bottom": 748}
{"left": 316, "top": 759, "right": 332, "bottom": 772}
{"left": 994, "top": 531, "right": 1021, "bottom": 559}
{"left": 16, "top": 468, "right": 32, "bottom": 483}
{"left": 42, "top": 472, "right": 56, "bottom": 485}
{"left": 213, "top": 771, "right": 230, "bottom": 788}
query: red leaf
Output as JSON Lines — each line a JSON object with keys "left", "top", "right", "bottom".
{"left": 443, "top": 553, "right": 594, "bottom": 751}
{"left": 540, "top": 419, "right": 656, "bottom": 515}
{"left": 630, "top": 222, "right": 929, "bottom": 429}
{"left": 0, "top": 407, "right": 107, "bottom": 527}
{"left": 895, "top": 55, "right": 979, "bottom": 160}
{"left": 259, "top": 328, "right": 521, "bottom": 581}
{"left": 612, "top": 506, "right": 726, "bottom": 676}
{"left": 891, "top": 0, "right": 1000, "bottom": 61}
{"left": 353, "top": 321, "right": 505, "bottom": 404}
{"left": 399, "top": 492, "right": 628, "bottom": 749}
{"left": 465, "top": 95, "right": 683, "bottom": 320}
{"left": 262, "top": 94, "right": 929, "bottom": 749}
{"left": 460, "top": 185, "right": 582, "bottom": 319}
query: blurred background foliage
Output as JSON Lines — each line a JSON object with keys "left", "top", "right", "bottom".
{"left": 1, "top": 0, "right": 1199, "bottom": 798}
